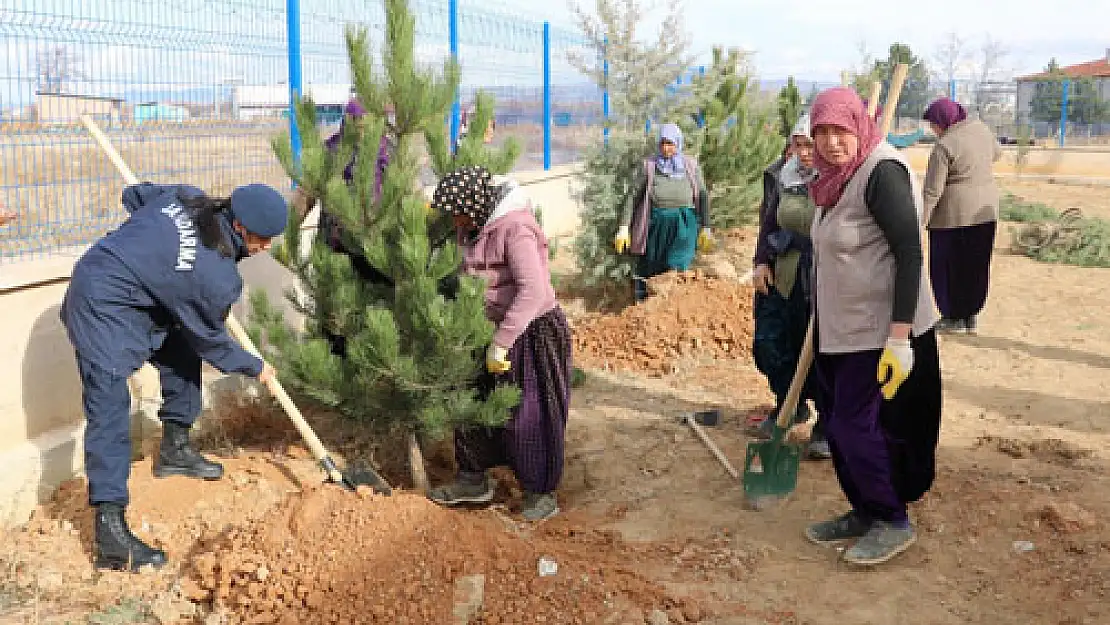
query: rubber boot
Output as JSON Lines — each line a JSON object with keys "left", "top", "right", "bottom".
{"left": 153, "top": 421, "right": 223, "bottom": 480}
{"left": 94, "top": 503, "right": 167, "bottom": 571}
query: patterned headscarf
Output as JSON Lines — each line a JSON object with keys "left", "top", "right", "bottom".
{"left": 431, "top": 165, "right": 499, "bottom": 225}
{"left": 809, "top": 87, "right": 883, "bottom": 208}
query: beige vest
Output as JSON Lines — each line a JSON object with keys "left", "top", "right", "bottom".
{"left": 811, "top": 143, "right": 939, "bottom": 354}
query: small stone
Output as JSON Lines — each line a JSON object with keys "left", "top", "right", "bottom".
{"left": 647, "top": 609, "right": 670, "bottom": 625}
{"left": 452, "top": 574, "right": 486, "bottom": 624}
{"left": 256, "top": 566, "right": 270, "bottom": 582}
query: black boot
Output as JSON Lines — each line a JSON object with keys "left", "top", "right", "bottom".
{"left": 94, "top": 503, "right": 167, "bottom": 571}
{"left": 153, "top": 421, "right": 223, "bottom": 480}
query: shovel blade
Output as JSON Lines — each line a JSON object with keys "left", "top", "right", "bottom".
{"left": 742, "top": 437, "right": 802, "bottom": 502}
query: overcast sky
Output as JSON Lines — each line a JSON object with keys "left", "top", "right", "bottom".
{"left": 541, "top": 0, "right": 1110, "bottom": 82}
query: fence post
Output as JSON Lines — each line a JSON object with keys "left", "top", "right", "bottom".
{"left": 286, "top": 0, "right": 303, "bottom": 170}
{"left": 543, "top": 21, "right": 551, "bottom": 170}
{"left": 449, "top": 0, "right": 460, "bottom": 149}
{"left": 1059, "top": 78, "right": 1070, "bottom": 148}
{"left": 602, "top": 36, "right": 610, "bottom": 146}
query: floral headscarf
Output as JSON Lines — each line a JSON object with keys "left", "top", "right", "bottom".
{"left": 431, "top": 165, "right": 499, "bottom": 225}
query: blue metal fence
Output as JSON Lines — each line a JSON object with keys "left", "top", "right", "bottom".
{"left": 0, "top": 0, "right": 600, "bottom": 261}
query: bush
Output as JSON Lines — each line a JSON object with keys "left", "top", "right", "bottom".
{"left": 999, "top": 192, "right": 1057, "bottom": 223}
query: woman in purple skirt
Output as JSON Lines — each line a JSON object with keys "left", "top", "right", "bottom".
{"left": 922, "top": 97, "right": 1002, "bottom": 335}
{"left": 805, "top": 88, "right": 943, "bottom": 566}
{"left": 427, "top": 165, "right": 572, "bottom": 522}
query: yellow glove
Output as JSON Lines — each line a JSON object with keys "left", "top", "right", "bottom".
{"left": 876, "top": 338, "right": 914, "bottom": 400}
{"left": 486, "top": 344, "right": 511, "bottom": 374}
{"left": 697, "top": 227, "right": 714, "bottom": 253}
{"left": 613, "top": 225, "right": 630, "bottom": 254}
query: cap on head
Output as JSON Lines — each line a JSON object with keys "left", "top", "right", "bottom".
{"left": 229, "top": 184, "right": 288, "bottom": 238}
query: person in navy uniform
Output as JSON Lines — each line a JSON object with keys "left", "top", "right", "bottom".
{"left": 60, "top": 182, "right": 285, "bottom": 571}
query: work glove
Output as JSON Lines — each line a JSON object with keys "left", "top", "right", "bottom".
{"left": 486, "top": 344, "right": 511, "bottom": 374}
{"left": 876, "top": 338, "right": 914, "bottom": 400}
{"left": 613, "top": 225, "right": 630, "bottom": 254}
{"left": 697, "top": 227, "right": 714, "bottom": 253}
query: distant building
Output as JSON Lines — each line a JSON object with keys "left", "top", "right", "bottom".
{"left": 1015, "top": 49, "right": 1110, "bottom": 121}
{"left": 134, "top": 102, "right": 190, "bottom": 125}
{"left": 35, "top": 92, "right": 126, "bottom": 125}
{"left": 231, "top": 84, "right": 352, "bottom": 121}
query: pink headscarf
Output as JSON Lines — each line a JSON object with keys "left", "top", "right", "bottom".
{"left": 809, "top": 87, "right": 883, "bottom": 208}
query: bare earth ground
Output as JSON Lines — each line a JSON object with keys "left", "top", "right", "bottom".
{"left": 1, "top": 179, "right": 1109, "bottom": 624}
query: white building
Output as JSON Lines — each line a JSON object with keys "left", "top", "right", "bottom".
{"left": 231, "top": 83, "right": 352, "bottom": 120}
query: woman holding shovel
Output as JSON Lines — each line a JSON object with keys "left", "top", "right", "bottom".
{"left": 748, "top": 113, "right": 830, "bottom": 460}
{"left": 426, "top": 165, "right": 573, "bottom": 522}
{"left": 61, "top": 182, "right": 284, "bottom": 571}
{"left": 804, "top": 87, "right": 943, "bottom": 566}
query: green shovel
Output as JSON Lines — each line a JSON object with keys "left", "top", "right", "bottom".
{"left": 742, "top": 316, "right": 814, "bottom": 508}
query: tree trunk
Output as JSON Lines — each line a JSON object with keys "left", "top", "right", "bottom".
{"left": 408, "top": 432, "right": 430, "bottom": 494}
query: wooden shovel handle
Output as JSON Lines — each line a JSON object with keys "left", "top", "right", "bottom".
{"left": 775, "top": 317, "right": 815, "bottom": 429}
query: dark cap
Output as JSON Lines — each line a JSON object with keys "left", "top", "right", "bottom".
{"left": 229, "top": 184, "right": 288, "bottom": 238}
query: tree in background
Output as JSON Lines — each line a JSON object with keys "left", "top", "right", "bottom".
{"left": 253, "top": 0, "right": 520, "bottom": 490}
{"left": 566, "top": 0, "right": 696, "bottom": 296}
{"left": 932, "top": 32, "right": 968, "bottom": 91}
{"left": 685, "top": 46, "right": 784, "bottom": 229}
{"left": 777, "top": 76, "right": 803, "bottom": 138}
{"left": 35, "top": 45, "right": 84, "bottom": 94}
{"left": 567, "top": 0, "right": 780, "bottom": 295}
{"left": 1030, "top": 59, "right": 1110, "bottom": 126}
{"left": 854, "top": 43, "right": 931, "bottom": 124}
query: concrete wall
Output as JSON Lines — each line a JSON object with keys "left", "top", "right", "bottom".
{"left": 0, "top": 164, "right": 581, "bottom": 528}
{"left": 902, "top": 144, "right": 1110, "bottom": 180}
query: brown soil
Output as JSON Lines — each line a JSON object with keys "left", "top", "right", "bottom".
{"left": 571, "top": 271, "right": 755, "bottom": 376}
{"left": 3, "top": 181, "right": 1110, "bottom": 625}
{"left": 180, "top": 485, "right": 716, "bottom": 625}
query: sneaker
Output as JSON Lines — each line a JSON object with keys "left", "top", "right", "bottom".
{"left": 521, "top": 491, "right": 559, "bottom": 521}
{"left": 842, "top": 520, "right": 917, "bottom": 566}
{"left": 804, "top": 511, "right": 871, "bottom": 544}
{"left": 428, "top": 475, "right": 496, "bottom": 506}
{"left": 964, "top": 315, "right": 979, "bottom": 335}
{"left": 805, "top": 437, "right": 832, "bottom": 461}
{"left": 935, "top": 318, "right": 961, "bottom": 334}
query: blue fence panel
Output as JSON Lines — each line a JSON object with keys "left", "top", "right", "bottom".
{"left": 0, "top": 0, "right": 291, "bottom": 261}
{"left": 0, "top": 0, "right": 601, "bottom": 262}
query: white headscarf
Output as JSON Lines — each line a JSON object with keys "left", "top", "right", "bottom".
{"left": 780, "top": 113, "right": 817, "bottom": 189}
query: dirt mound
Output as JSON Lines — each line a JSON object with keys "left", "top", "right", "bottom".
{"left": 183, "top": 486, "right": 709, "bottom": 624}
{"left": 572, "top": 271, "right": 755, "bottom": 376}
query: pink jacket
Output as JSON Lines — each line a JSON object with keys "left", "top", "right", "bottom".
{"left": 458, "top": 186, "right": 557, "bottom": 348}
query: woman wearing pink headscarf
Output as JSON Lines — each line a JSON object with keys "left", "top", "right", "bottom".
{"left": 804, "top": 87, "right": 943, "bottom": 566}
{"left": 922, "top": 97, "right": 1002, "bottom": 335}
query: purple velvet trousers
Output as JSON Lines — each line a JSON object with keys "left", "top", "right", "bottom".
{"left": 455, "top": 307, "right": 572, "bottom": 494}
{"left": 814, "top": 329, "right": 943, "bottom": 525}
